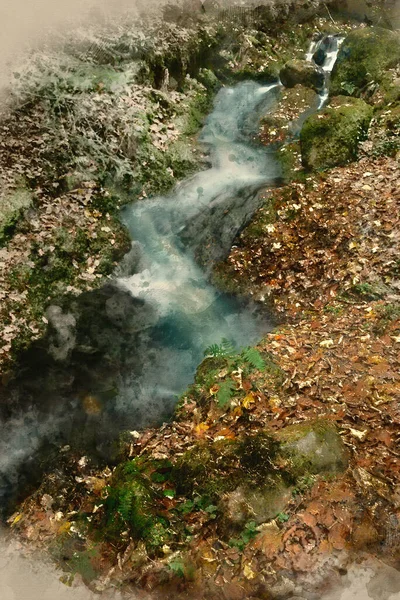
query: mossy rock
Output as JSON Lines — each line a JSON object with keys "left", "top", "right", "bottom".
{"left": 260, "top": 85, "right": 318, "bottom": 145}
{"left": 221, "top": 482, "right": 292, "bottom": 529}
{"left": 0, "top": 186, "right": 32, "bottom": 246}
{"left": 277, "top": 419, "right": 348, "bottom": 475}
{"left": 280, "top": 59, "right": 325, "bottom": 92}
{"left": 102, "top": 460, "right": 158, "bottom": 541}
{"left": 300, "top": 95, "right": 373, "bottom": 170}
{"left": 330, "top": 27, "right": 400, "bottom": 98}
{"left": 276, "top": 141, "right": 305, "bottom": 182}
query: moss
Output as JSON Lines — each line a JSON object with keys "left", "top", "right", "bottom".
{"left": 0, "top": 185, "right": 32, "bottom": 246}
{"left": 173, "top": 432, "right": 288, "bottom": 502}
{"left": 173, "top": 440, "right": 239, "bottom": 500}
{"left": 300, "top": 95, "right": 373, "bottom": 170}
{"left": 330, "top": 27, "right": 400, "bottom": 98}
{"left": 180, "top": 85, "right": 214, "bottom": 137}
{"left": 236, "top": 432, "right": 282, "bottom": 485}
{"left": 276, "top": 141, "right": 306, "bottom": 182}
{"left": 277, "top": 419, "right": 348, "bottom": 475}
{"left": 101, "top": 460, "right": 160, "bottom": 544}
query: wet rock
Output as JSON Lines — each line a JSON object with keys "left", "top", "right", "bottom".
{"left": 300, "top": 95, "right": 373, "bottom": 170}
{"left": 312, "top": 35, "right": 339, "bottom": 66}
{"left": 280, "top": 59, "right": 325, "bottom": 92}
{"left": 330, "top": 27, "right": 400, "bottom": 98}
{"left": 277, "top": 419, "right": 348, "bottom": 474}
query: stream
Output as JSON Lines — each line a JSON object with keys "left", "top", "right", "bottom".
{"left": 0, "top": 35, "right": 342, "bottom": 514}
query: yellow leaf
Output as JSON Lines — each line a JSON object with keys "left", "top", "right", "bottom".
{"left": 242, "top": 393, "right": 256, "bottom": 409}
{"left": 195, "top": 423, "right": 209, "bottom": 437}
{"left": 243, "top": 564, "right": 256, "bottom": 580}
{"left": 10, "top": 514, "right": 22, "bottom": 527}
{"left": 269, "top": 395, "right": 281, "bottom": 408}
{"left": 58, "top": 521, "right": 71, "bottom": 535}
{"left": 320, "top": 339, "right": 334, "bottom": 348}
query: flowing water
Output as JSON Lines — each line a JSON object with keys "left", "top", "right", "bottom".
{"left": 0, "top": 36, "right": 342, "bottom": 513}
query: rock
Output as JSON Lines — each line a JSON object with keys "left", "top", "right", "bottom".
{"left": 280, "top": 59, "right": 325, "bottom": 92}
{"left": 277, "top": 419, "right": 348, "bottom": 475}
{"left": 0, "top": 186, "right": 32, "bottom": 246}
{"left": 300, "top": 96, "right": 373, "bottom": 170}
{"left": 221, "top": 483, "right": 292, "bottom": 528}
{"left": 330, "top": 27, "right": 400, "bottom": 98}
{"left": 260, "top": 85, "right": 319, "bottom": 145}
{"left": 312, "top": 35, "right": 339, "bottom": 66}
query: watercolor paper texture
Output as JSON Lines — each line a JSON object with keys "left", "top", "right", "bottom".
{"left": 1, "top": 0, "right": 400, "bottom": 598}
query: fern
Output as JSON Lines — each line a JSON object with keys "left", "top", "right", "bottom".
{"left": 217, "top": 380, "right": 235, "bottom": 408}
{"left": 117, "top": 489, "right": 135, "bottom": 522}
{"left": 241, "top": 347, "right": 265, "bottom": 371}
{"left": 204, "top": 337, "right": 235, "bottom": 358}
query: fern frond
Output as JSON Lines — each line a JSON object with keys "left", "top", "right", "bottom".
{"left": 241, "top": 347, "right": 265, "bottom": 371}
{"left": 204, "top": 337, "right": 236, "bottom": 358}
{"left": 217, "top": 380, "right": 235, "bottom": 408}
{"left": 118, "top": 489, "right": 134, "bottom": 522}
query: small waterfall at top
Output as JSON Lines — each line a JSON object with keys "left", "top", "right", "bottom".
{"left": 310, "top": 35, "right": 344, "bottom": 108}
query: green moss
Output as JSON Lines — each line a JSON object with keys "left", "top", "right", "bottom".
{"left": 173, "top": 440, "right": 238, "bottom": 500}
{"left": 277, "top": 420, "right": 348, "bottom": 475}
{"left": 0, "top": 185, "right": 32, "bottom": 246}
{"left": 330, "top": 27, "right": 400, "bottom": 98}
{"left": 300, "top": 96, "right": 373, "bottom": 170}
{"left": 236, "top": 432, "right": 281, "bottom": 485}
{"left": 276, "top": 141, "right": 306, "bottom": 182}
{"left": 373, "top": 303, "right": 400, "bottom": 335}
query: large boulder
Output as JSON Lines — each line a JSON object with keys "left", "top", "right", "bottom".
{"left": 174, "top": 421, "right": 348, "bottom": 532}
{"left": 330, "top": 27, "right": 400, "bottom": 98}
{"left": 280, "top": 59, "right": 325, "bottom": 92}
{"left": 300, "top": 95, "right": 373, "bottom": 170}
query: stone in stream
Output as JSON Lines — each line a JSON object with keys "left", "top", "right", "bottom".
{"left": 312, "top": 35, "right": 340, "bottom": 66}
{"left": 279, "top": 59, "right": 325, "bottom": 92}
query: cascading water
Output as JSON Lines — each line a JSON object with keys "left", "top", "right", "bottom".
{"left": 0, "top": 36, "right": 343, "bottom": 513}
{"left": 112, "top": 81, "right": 281, "bottom": 427}
{"left": 313, "top": 35, "right": 344, "bottom": 108}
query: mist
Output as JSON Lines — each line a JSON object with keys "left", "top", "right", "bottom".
{"left": 0, "top": 0, "right": 169, "bottom": 91}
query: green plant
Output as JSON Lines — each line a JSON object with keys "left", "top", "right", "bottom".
{"left": 168, "top": 557, "right": 186, "bottom": 577}
{"left": 217, "top": 379, "right": 236, "bottom": 408}
{"left": 276, "top": 512, "right": 290, "bottom": 523}
{"left": 204, "top": 337, "right": 236, "bottom": 358}
{"left": 229, "top": 521, "right": 258, "bottom": 551}
{"left": 241, "top": 347, "right": 265, "bottom": 371}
